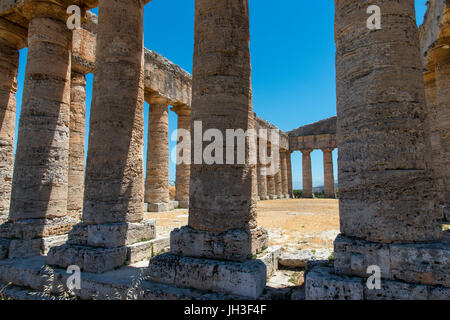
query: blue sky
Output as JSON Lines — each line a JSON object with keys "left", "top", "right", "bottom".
{"left": 14, "top": 0, "right": 428, "bottom": 190}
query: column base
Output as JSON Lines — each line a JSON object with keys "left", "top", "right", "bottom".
{"left": 47, "top": 219, "right": 157, "bottom": 273}
{"left": 306, "top": 265, "right": 450, "bottom": 300}
{"left": 333, "top": 234, "right": 450, "bottom": 287}
{"left": 146, "top": 201, "right": 179, "bottom": 212}
{"left": 0, "top": 217, "right": 78, "bottom": 259}
{"left": 170, "top": 226, "right": 269, "bottom": 262}
{"left": 148, "top": 253, "right": 267, "bottom": 299}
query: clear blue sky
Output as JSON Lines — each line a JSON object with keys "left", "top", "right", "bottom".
{"left": 14, "top": 0, "right": 428, "bottom": 190}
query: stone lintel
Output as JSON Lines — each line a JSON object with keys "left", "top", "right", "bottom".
{"left": 334, "top": 234, "right": 450, "bottom": 288}
{"left": 146, "top": 201, "right": 178, "bottom": 213}
{"left": 306, "top": 266, "right": 450, "bottom": 300}
{"left": 148, "top": 253, "right": 267, "bottom": 299}
{"left": 170, "top": 226, "right": 269, "bottom": 262}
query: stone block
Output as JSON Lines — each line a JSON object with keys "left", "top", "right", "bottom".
{"left": 279, "top": 248, "right": 333, "bottom": 268}
{"left": 258, "top": 246, "right": 281, "bottom": 278}
{"left": 41, "top": 235, "right": 68, "bottom": 254}
{"left": 0, "top": 217, "right": 77, "bottom": 240}
{"left": 390, "top": 242, "right": 450, "bottom": 287}
{"left": 170, "top": 226, "right": 254, "bottom": 261}
{"left": 8, "top": 239, "right": 42, "bottom": 259}
{"left": 68, "top": 223, "right": 88, "bottom": 246}
{"left": 87, "top": 219, "right": 156, "bottom": 248}
{"left": 47, "top": 244, "right": 127, "bottom": 273}
{"left": 305, "top": 266, "right": 364, "bottom": 300}
{"left": 126, "top": 237, "right": 169, "bottom": 264}
{"left": 334, "top": 234, "right": 450, "bottom": 287}
{"left": 251, "top": 226, "right": 269, "bottom": 255}
{"left": 148, "top": 253, "right": 267, "bottom": 299}
{"left": 334, "top": 234, "right": 391, "bottom": 279}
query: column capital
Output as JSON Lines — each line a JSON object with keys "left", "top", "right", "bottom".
{"left": 145, "top": 94, "right": 170, "bottom": 106}
{"left": 300, "top": 149, "right": 313, "bottom": 155}
{"left": 171, "top": 105, "right": 191, "bottom": 117}
{"left": 0, "top": 18, "right": 27, "bottom": 49}
{"left": 321, "top": 147, "right": 335, "bottom": 153}
{"left": 21, "top": 0, "right": 85, "bottom": 22}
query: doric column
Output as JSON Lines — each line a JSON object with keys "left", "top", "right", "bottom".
{"left": 149, "top": 0, "right": 268, "bottom": 299}
{"left": 257, "top": 142, "right": 268, "bottom": 200}
{"left": 280, "top": 151, "right": 289, "bottom": 198}
{"left": 266, "top": 143, "right": 276, "bottom": 199}
{"left": 10, "top": 14, "right": 71, "bottom": 222}
{"left": 287, "top": 152, "right": 293, "bottom": 198}
{"left": 145, "top": 101, "right": 170, "bottom": 212}
{"left": 67, "top": 71, "right": 86, "bottom": 220}
{"left": 301, "top": 149, "right": 313, "bottom": 198}
{"left": 335, "top": 0, "right": 440, "bottom": 243}
{"left": 430, "top": 42, "right": 450, "bottom": 222}
{"left": 274, "top": 151, "right": 282, "bottom": 199}
{"left": 174, "top": 106, "right": 191, "bottom": 209}
{"left": 0, "top": 20, "right": 25, "bottom": 222}
{"left": 48, "top": 0, "right": 156, "bottom": 273}
{"left": 322, "top": 148, "right": 335, "bottom": 198}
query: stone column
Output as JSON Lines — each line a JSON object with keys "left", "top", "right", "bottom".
{"left": 149, "top": 0, "right": 268, "bottom": 299}
{"left": 301, "top": 149, "right": 313, "bottom": 198}
{"left": 174, "top": 106, "right": 191, "bottom": 209}
{"left": 2, "top": 6, "right": 76, "bottom": 259}
{"left": 334, "top": 0, "right": 440, "bottom": 243}
{"left": 322, "top": 148, "right": 335, "bottom": 198}
{"left": 287, "top": 152, "right": 294, "bottom": 198}
{"left": 67, "top": 71, "right": 86, "bottom": 220}
{"left": 306, "top": 1, "right": 446, "bottom": 300}
{"left": 48, "top": 0, "right": 156, "bottom": 273}
{"left": 274, "top": 151, "right": 282, "bottom": 199}
{"left": 280, "top": 151, "right": 289, "bottom": 198}
{"left": 0, "top": 21, "right": 25, "bottom": 223}
{"left": 432, "top": 45, "right": 450, "bottom": 222}
{"left": 266, "top": 143, "right": 276, "bottom": 199}
{"left": 257, "top": 142, "right": 268, "bottom": 200}
{"left": 145, "top": 101, "right": 170, "bottom": 212}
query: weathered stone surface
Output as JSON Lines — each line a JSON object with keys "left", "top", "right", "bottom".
{"left": 322, "top": 148, "right": 335, "bottom": 198}
{"left": 87, "top": 220, "right": 156, "bottom": 249}
{"left": 335, "top": 0, "right": 441, "bottom": 243}
{"left": 145, "top": 103, "right": 169, "bottom": 206}
{"left": 306, "top": 265, "right": 450, "bottom": 300}
{"left": 173, "top": 107, "right": 191, "bottom": 204}
{"left": 0, "top": 216, "right": 77, "bottom": 239}
{"left": 47, "top": 244, "right": 127, "bottom": 273}
{"left": 306, "top": 266, "right": 364, "bottom": 300}
{"left": 0, "top": 239, "right": 10, "bottom": 260}
{"left": 301, "top": 150, "right": 313, "bottom": 198}
{"left": 334, "top": 234, "right": 450, "bottom": 287}
{"left": 279, "top": 248, "right": 333, "bottom": 268}
{"left": 258, "top": 246, "right": 281, "bottom": 278}
{"left": 171, "top": 226, "right": 268, "bottom": 262}
{"left": 146, "top": 201, "right": 178, "bottom": 213}
{"left": 82, "top": 0, "right": 145, "bottom": 225}
{"left": 10, "top": 15, "right": 71, "bottom": 221}
{"left": 0, "top": 25, "right": 22, "bottom": 222}
{"left": 188, "top": 0, "right": 257, "bottom": 234}
{"left": 148, "top": 253, "right": 267, "bottom": 299}
{"left": 126, "top": 237, "right": 170, "bottom": 264}
{"left": 8, "top": 239, "right": 42, "bottom": 259}
{"left": 67, "top": 71, "right": 86, "bottom": 220}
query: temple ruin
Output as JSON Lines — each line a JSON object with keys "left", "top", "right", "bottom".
{"left": 0, "top": 0, "right": 448, "bottom": 300}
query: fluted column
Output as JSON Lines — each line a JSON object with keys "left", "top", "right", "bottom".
{"left": 287, "top": 152, "right": 293, "bottom": 198}
{"left": 82, "top": 0, "right": 145, "bottom": 225}
{"left": 322, "top": 148, "right": 335, "bottom": 198}
{"left": 145, "top": 102, "right": 170, "bottom": 211}
{"left": 10, "top": 13, "right": 71, "bottom": 221}
{"left": 174, "top": 106, "right": 191, "bottom": 208}
{"left": 280, "top": 151, "right": 289, "bottom": 198}
{"left": 67, "top": 71, "right": 86, "bottom": 220}
{"left": 335, "top": 0, "right": 440, "bottom": 242}
{"left": 0, "top": 22, "right": 25, "bottom": 222}
{"left": 301, "top": 149, "right": 313, "bottom": 198}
